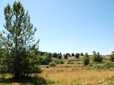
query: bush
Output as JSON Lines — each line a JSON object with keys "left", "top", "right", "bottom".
{"left": 92, "top": 51, "right": 102, "bottom": 62}
{"left": 83, "top": 53, "right": 90, "bottom": 65}
{"left": 46, "top": 65, "right": 49, "bottom": 68}
{"left": 109, "top": 51, "right": 114, "bottom": 61}
{"left": 71, "top": 53, "right": 74, "bottom": 56}
{"left": 75, "top": 53, "right": 80, "bottom": 58}
{"left": 57, "top": 55, "right": 62, "bottom": 59}
{"left": 59, "top": 60, "right": 64, "bottom": 64}
{"left": 39, "top": 53, "right": 52, "bottom": 65}
{"left": 64, "top": 55, "right": 68, "bottom": 59}
{"left": 92, "top": 62, "right": 114, "bottom": 70}
{"left": 52, "top": 52, "right": 57, "bottom": 58}
{"left": 80, "top": 52, "right": 84, "bottom": 56}
{"left": 49, "top": 61, "right": 57, "bottom": 66}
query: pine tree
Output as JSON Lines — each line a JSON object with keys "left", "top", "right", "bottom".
{"left": 0, "top": 1, "right": 41, "bottom": 79}
{"left": 83, "top": 53, "right": 90, "bottom": 65}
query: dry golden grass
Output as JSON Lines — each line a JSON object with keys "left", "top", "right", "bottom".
{"left": 39, "top": 64, "right": 114, "bottom": 85}
{"left": 0, "top": 56, "right": 113, "bottom": 85}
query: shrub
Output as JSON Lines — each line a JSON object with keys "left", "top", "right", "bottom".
{"left": 93, "top": 51, "right": 102, "bottom": 62}
{"left": 59, "top": 60, "right": 64, "bottom": 64}
{"left": 57, "top": 55, "right": 62, "bottom": 59}
{"left": 109, "top": 51, "right": 114, "bottom": 61}
{"left": 83, "top": 53, "right": 90, "bottom": 65}
{"left": 52, "top": 58, "right": 60, "bottom": 64}
{"left": 92, "top": 62, "right": 114, "bottom": 70}
{"left": 46, "top": 65, "right": 49, "bottom": 68}
{"left": 80, "top": 52, "right": 84, "bottom": 56}
{"left": 64, "top": 55, "right": 68, "bottom": 59}
{"left": 49, "top": 61, "right": 57, "bottom": 66}
{"left": 71, "top": 53, "right": 74, "bottom": 56}
{"left": 75, "top": 53, "right": 80, "bottom": 58}
{"left": 52, "top": 52, "right": 57, "bottom": 58}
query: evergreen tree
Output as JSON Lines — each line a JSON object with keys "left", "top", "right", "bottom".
{"left": 80, "top": 52, "right": 84, "bottom": 56}
{"left": 0, "top": 1, "right": 41, "bottom": 79}
{"left": 71, "top": 53, "right": 74, "bottom": 56}
{"left": 93, "top": 51, "right": 102, "bottom": 62}
{"left": 83, "top": 53, "right": 90, "bottom": 65}
{"left": 75, "top": 53, "right": 80, "bottom": 58}
{"left": 109, "top": 51, "right": 114, "bottom": 61}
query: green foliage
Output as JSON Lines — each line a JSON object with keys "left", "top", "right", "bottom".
{"left": 52, "top": 58, "right": 64, "bottom": 64}
{"left": 39, "top": 53, "right": 52, "bottom": 65}
{"left": 75, "top": 53, "right": 80, "bottom": 58}
{"left": 57, "top": 54, "right": 62, "bottom": 59}
{"left": 49, "top": 61, "right": 57, "bottom": 66}
{"left": 83, "top": 53, "right": 90, "bottom": 65}
{"left": 109, "top": 51, "right": 114, "bottom": 61}
{"left": 64, "top": 55, "right": 68, "bottom": 59}
{"left": 80, "top": 52, "right": 84, "bottom": 56}
{"left": 59, "top": 60, "right": 64, "bottom": 64}
{"left": 92, "top": 51, "right": 102, "bottom": 62}
{"left": 68, "top": 58, "right": 81, "bottom": 61}
{"left": 71, "top": 53, "right": 74, "bottom": 56}
{"left": 46, "top": 65, "right": 49, "bottom": 68}
{"left": 52, "top": 52, "right": 57, "bottom": 58}
{"left": 92, "top": 62, "right": 114, "bottom": 70}
{"left": 0, "top": 1, "right": 41, "bottom": 79}
{"left": 66, "top": 53, "right": 71, "bottom": 57}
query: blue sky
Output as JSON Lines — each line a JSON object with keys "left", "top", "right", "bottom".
{"left": 0, "top": 0, "right": 114, "bottom": 55}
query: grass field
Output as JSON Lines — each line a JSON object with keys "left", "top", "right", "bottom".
{"left": 0, "top": 55, "right": 114, "bottom": 85}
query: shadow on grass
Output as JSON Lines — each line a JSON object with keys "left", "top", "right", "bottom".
{"left": 0, "top": 75, "right": 53, "bottom": 85}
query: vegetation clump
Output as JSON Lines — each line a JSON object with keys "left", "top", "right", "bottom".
{"left": 109, "top": 51, "right": 114, "bottom": 61}
{"left": 92, "top": 62, "right": 114, "bottom": 70}
{"left": 83, "top": 53, "right": 90, "bottom": 65}
{"left": 64, "top": 55, "right": 68, "bottom": 59}
{"left": 49, "top": 61, "right": 57, "bottom": 66}
{"left": 92, "top": 51, "right": 102, "bottom": 62}
{"left": 75, "top": 53, "right": 80, "bottom": 58}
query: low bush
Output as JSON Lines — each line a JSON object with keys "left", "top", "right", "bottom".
{"left": 83, "top": 53, "right": 90, "bottom": 66}
{"left": 64, "top": 55, "right": 68, "bottom": 59}
{"left": 49, "top": 61, "right": 57, "bottom": 66}
{"left": 46, "top": 65, "right": 49, "bottom": 68}
{"left": 59, "top": 60, "right": 64, "bottom": 64}
{"left": 57, "top": 55, "right": 62, "bottom": 59}
{"left": 92, "top": 62, "right": 114, "bottom": 70}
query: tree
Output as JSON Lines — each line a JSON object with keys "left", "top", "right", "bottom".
{"left": 93, "top": 51, "right": 102, "bottom": 62}
{"left": 80, "top": 52, "right": 84, "bottom": 56}
{"left": 0, "top": 1, "right": 41, "bottom": 79}
{"left": 75, "top": 53, "right": 80, "bottom": 58}
{"left": 57, "top": 54, "right": 62, "bottom": 59}
{"left": 52, "top": 52, "right": 57, "bottom": 58}
{"left": 109, "top": 51, "right": 114, "bottom": 61}
{"left": 71, "top": 53, "right": 74, "bottom": 56}
{"left": 83, "top": 53, "right": 90, "bottom": 65}
{"left": 64, "top": 55, "right": 68, "bottom": 59}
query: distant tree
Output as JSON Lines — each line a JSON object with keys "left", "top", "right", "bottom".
{"left": 39, "top": 51, "right": 45, "bottom": 56}
{"left": 71, "top": 53, "right": 74, "bottom": 56}
{"left": 80, "top": 52, "right": 84, "bottom": 56}
{"left": 0, "top": 1, "right": 41, "bottom": 79}
{"left": 109, "top": 51, "right": 114, "bottom": 61}
{"left": 60, "top": 52, "right": 62, "bottom": 55}
{"left": 53, "top": 52, "right": 57, "bottom": 58}
{"left": 93, "top": 51, "right": 102, "bottom": 62}
{"left": 83, "top": 53, "right": 90, "bottom": 65}
{"left": 57, "top": 54, "right": 62, "bottom": 59}
{"left": 75, "top": 53, "right": 80, "bottom": 58}
{"left": 64, "top": 55, "right": 68, "bottom": 59}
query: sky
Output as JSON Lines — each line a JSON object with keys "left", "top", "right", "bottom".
{"left": 0, "top": 0, "right": 114, "bottom": 55}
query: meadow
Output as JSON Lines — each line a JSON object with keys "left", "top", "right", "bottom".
{"left": 0, "top": 55, "right": 114, "bottom": 85}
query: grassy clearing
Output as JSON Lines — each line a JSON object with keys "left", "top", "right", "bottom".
{"left": 0, "top": 56, "right": 113, "bottom": 85}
